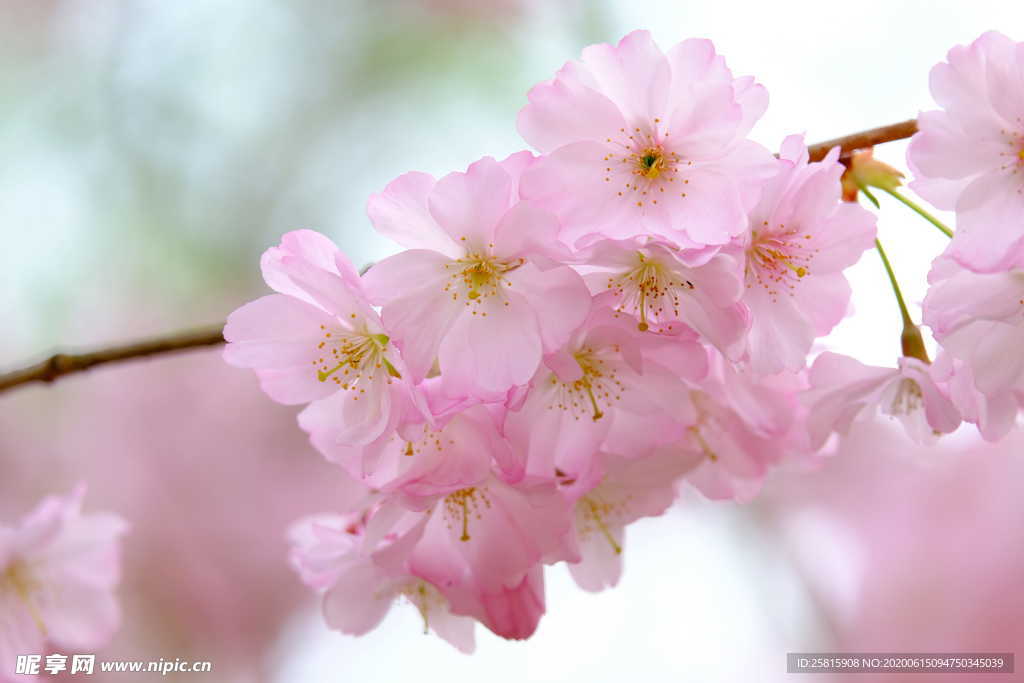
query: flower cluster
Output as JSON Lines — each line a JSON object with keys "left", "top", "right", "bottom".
{"left": 0, "top": 487, "right": 127, "bottom": 678}
{"left": 907, "top": 31, "right": 1024, "bottom": 443}
{"left": 224, "top": 29, "right": 1023, "bottom": 649}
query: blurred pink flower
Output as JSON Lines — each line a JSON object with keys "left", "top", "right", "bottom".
{"left": 1, "top": 486, "right": 126, "bottom": 680}
{"left": 766, "top": 423, "right": 1024, "bottom": 682}
{"left": 1, "top": 348, "right": 365, "bottom": 681}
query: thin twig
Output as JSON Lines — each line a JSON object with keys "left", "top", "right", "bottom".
{"left": 0, "top": 327, "right": 224, "bottom": 393}
{"left": 0, "top": 118, "right": 922, "bottom": 394}
{"left": 806, "top": 118, "right": 917, "bottom": 162}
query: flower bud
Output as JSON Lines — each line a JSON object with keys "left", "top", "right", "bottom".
{"left": 841, "top": 148, "right": 905, "bottom": 202}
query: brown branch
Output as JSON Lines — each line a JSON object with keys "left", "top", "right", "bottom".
{"left": 806, "top": 118, "right": 917, "bottom": 162}
{"left": 0, "top": 326, "right": 225, "bottom": 393}
{"left": 0, "top": 118, "right": 921, "bottom": 395}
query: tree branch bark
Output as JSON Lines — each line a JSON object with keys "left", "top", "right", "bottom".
{"left": 0, "top": 327, "right": 225, "bottom": 393}
{"left": 806, "top": 118, "right": 917, "bottom": 162}
{"left": 0, "top": 117, "right": 920, "bottom": 394}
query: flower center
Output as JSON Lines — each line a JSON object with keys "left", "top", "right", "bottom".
{"left": 2, "top": 560, "right": 47, "bottom": 636}
{"left": 443, "top": 251, "right": 524, "bottom": 304}
{"left": 576, "top": 493, "right": 623, "bottom": 555}
{"left": 687, "top": 392, "right": 720, "bottom": 462}
{"left": 399, "top": 423, "right": 453, "bottom": 458}
{"left": 399, "top": 580, "right": 447, "bottom": 634}
{"left": 607, "top": 251, "right": 694, "bottom": 331}
{"left": 638, "top": 148, "right": 667, "bottom": 180}
{"left": 443, "top": 487, "right": 491, "bottom": 542}
{"left": 888, "top": 377, "right": 923, "bottom": 417}
{"left": 746, "top": 224, "right": 816, "bottom": 301}
{"left": 547, "top": 347, "right": 625, "bottom": 422}
{"left": 999, "top": 130, "right": 1024, "bottom": 174}
{"left": 602, "top": 121, "right": 689, "bottom": 209}
{"left": 313, "top": 326, "right": 399, "bottom": 390}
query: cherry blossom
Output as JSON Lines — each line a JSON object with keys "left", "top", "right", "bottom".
{"left": 503, "top": 308, "right": 707, "bottom": 479}
{"left": 368, "top": 474, "right": 570, "bottom": 640}
{"left": 1, "top": 487, "right": 127, "bottom": 674}
{"left": 517, "top": 30, "right": 775, "bottom": 249}
{"left": 224, "top": 230, "right": 424, "bottom": 447}
{"left": 558, "top": 452, "right": 697, "bottom": 592}
{"left": 663, "top": 352, "right": 805, "bottom": 501}
{"left": 289, "top": 512, "right": 475, "bottom": 652}
{"left": 923, "top": 253, "right": 1024, "bottom": 405}
{"left": 363, "top": 154, "right": 591, "bottom": 400}
{"left": 739, "top": 136, "right": 877, "bottom": 375}
{"left": 581, "top": 237, "right": 748, "bottom": 357}
{"left": 907, "top": 31, "right": 1024, "bottom": 273}
{"left": 804, "top": 352, "right": 961, "bottom": 446}
{"left": 206, "top": 28, "right": 1024, "bottom": 653}
{"left": 310, "top": 400, "right": 521, "bottom": 498}
{"left": 932, "top": 353, "right": 1020, "bottom": 442}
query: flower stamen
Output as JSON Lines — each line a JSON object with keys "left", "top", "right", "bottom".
{"left": 2, "top": 561, "right": 47, "bottom": 636}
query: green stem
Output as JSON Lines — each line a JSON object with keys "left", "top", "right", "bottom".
{"left": 874, "top": 237, "right": 930, "bottom": 363}
{"left": 881, "top": 187, "right": 954, "bottom": 239}
{"left": 874, "top": 238, "right": 913, "bottom": 328}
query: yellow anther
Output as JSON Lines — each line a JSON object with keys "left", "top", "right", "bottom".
{"left": 582, "top": 498, "right": 622, "bottom": 555}
{"left": 3, "top": 562, "right": 47, "bottom": 637}
{"left": 317, "top": 363, "right": 345, "bottom": 382}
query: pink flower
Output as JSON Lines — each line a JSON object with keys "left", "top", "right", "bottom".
{"left": 803, "top": 352, "right": 961, "bottom": 447}
{"left": 310, "top": 401, "right": 522, "bottom": 498}
{"left": 663, "top": 353, "right": 804, "bottom": 501}
{"left": 288, "top": 512, "right": 476, "bottom": 653}
{"left": 907, "top": 31, "right": 1024, "bottom": 273}
{"left": 581, "top": 238, "right": 748, "bottom": 357}
{"left": 765, "top": 425, "right": 1024, "bottom": 661}
{"left": 224, "top": 230, "right": 424, "bottom": 446}
{"left": 504, "top": 308, "right": 708, "bottom": 479}
{"left": 558, "top": 452, "right": 697, "bottom": 592}
{"left": 739, "top": 136, "right": 877, "bottom": 375}
{"left": 517, "top": 30, "right": 775, "bottom": 248}
{"left": 465, "top": 565, "right": 545, "bottom": 641}
{"left": 932, "top": 353, "right": 1020, "bottom": 442}
{"left": 0, "top": 486, "right": 127, "bottom": 674}
{"left": 370, "top": 474, "right": 571, "bottom": 640}
{"left": 923, "top": 253, "right": 1024, "bottom": 406}
{"left": 363, "top": 154, "right": 591, "bottom": 399}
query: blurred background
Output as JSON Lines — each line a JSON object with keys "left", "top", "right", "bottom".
{"left": 1, "top": 1, "right": 1022, "bottom": 681}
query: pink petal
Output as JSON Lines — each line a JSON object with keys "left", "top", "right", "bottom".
{"left": 322, "top": 562, "right": 394, "bottom": 635}
{"left": 367, "top": 171, "right": 460, "bottom": 256}
{"left": 428, "top": 157, "right": 515, "bottom": 252}
{"left": 438, "top": 291, "right": 543, "bottom": 397}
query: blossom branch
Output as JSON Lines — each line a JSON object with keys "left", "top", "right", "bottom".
{"left": 0, "top": 327, "right": 225, "bottom": 393}
{"left": 0, "top": 118, "right": 920, "bottom": 395}
{"left": 806, "top": 118, "right": 917, "bottom": 162}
